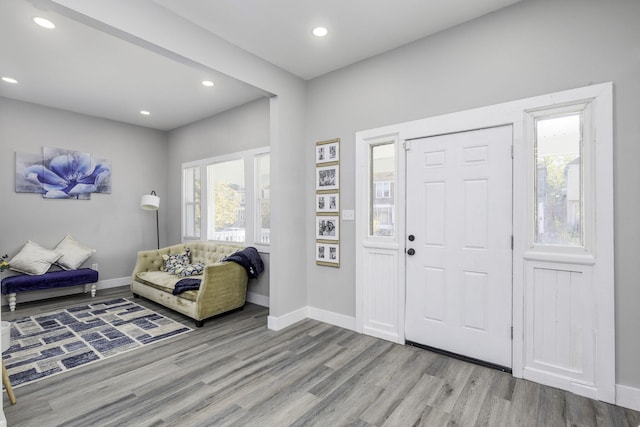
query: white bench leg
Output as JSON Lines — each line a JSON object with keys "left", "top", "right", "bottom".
{"left": 90, "top": 283, "right": 96, "bottom": 298}
{"left": 8, "top": 293, "right": 16, "bottom": 312}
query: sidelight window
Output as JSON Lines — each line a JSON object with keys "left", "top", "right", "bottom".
{"left": 370, "top": 143, "right": 395, "bottom": 237}
{"left": 534, "top": 112, "right": 583, "bottom": 246}
{"left": 527, "top": 100, "right": 594, "bottom": 253}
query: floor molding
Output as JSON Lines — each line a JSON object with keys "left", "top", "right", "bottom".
{"left": 268, "top": 305, "right": 356, "bottom": 332}
{"left": 246, "top": 291, "right": 269, "bottom": 307}
{"left": 267, "top": 306, "right": 307, "bottom": 331}
{"left": 616, "top": 384, "right": 640, "bottom": 411}
{"left": 307, "top": 306, "right": 355, "bottom": 331}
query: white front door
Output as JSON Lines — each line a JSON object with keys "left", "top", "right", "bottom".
{"left": 405, "top": 125, "right": 513, "bottom": 368}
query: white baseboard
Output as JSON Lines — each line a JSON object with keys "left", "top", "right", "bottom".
{"left": 246, "top": 291, "right": 269, "bottom": 307}
{"left": 268, "top": 305, "right": 356, "bottom": 332}
{"left": 616, "top": 384, "right": 640, "bottom": 411}
{"left": 307, "top": 306, "right": 356, "bottom": 331}
{"left": 268, "top": 307, "right": 308, "bottom": 331}
{"left": 97, "top": 277, "right": 129, "bottom": 290}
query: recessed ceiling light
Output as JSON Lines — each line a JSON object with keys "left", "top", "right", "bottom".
{"left": 33, "top": 17, "right": 55, "bottom": 29}
{"left": 312, "top": 27, "right": 328, "bottom": 37}
{"left": 202, "top": 80, "right": 214, "bottom": 87}
{"left": 1, "top": 77, "right": 18, "bottom": 84}
{"left": 140, "top": 110, "right": 151, "bottom": 116}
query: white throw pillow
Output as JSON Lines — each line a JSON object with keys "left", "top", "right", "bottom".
{"left": 54, "top": 235, "right": 96, "bottom": 270}
{"left": 9, "top": 240, "right": 62, "bottom": 275}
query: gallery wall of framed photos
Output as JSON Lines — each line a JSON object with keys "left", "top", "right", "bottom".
{"left": 315, "top": 138, "right": 340, "bottom": 267}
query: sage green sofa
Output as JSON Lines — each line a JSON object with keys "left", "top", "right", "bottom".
{"left": 131, "top": 242, "right": 248, "bottom": 327}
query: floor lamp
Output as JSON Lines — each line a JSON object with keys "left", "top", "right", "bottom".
{"left": 140, "top": 190, "right": 160, "bottom": 249}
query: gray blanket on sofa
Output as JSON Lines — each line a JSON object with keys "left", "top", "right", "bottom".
{"left": 172, "top": 278, "right": 202, "bottom": 295}
{"left": 223, "top": 247, "right": 264, "bottom": 279}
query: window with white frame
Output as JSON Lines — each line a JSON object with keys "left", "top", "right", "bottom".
{"left": 375, "top": 181, "right": 391, "bottom": 199}
{"left": 182, "top": 147, "right": 270, "bottom": 249}
{"left": 255, "top": 153, "right": 270, "bottom": 245}
{"left": 527, "top": 101, "right": 593, "bottom": 253}
{"left": 207, "top": 159, "right": 245, "bottom": 242}
{"left": 534, "top": 112, "right": 583, "bottom": 246}
{"left": 183, "top": 166, "right": 201, "bottom": 239}
{"left": 370, "top": 143, "right": 396, "bottom": 237}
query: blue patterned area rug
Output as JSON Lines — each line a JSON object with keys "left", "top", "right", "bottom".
{"left": 3, "top": 297, "right": 192, "bottom": 388}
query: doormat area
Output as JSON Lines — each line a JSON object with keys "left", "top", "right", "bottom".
{"left": 2, "top": 297, "right": 192, "bottom": 388}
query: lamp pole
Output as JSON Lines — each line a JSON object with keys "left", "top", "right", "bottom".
{"left": 141, "top": 190, "right": 161, "bottom": 250}
{"left": 155, "top": 208, "right": 159, "bottom": 250}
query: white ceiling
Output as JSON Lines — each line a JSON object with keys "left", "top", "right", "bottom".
{"left": 0, "top": 0, "right": 521, "bottom": 131}
{"left": 0, "top": 0, "right": 272, "bottom": 131}
{"left": 154, "top": 0, "right": 522, "bottom": 81}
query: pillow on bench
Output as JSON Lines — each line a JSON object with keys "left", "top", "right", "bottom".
{"left": 9, "top": 241, "right": 61, "bottom": 275}
{"left": 54, "top": 235, "right": 96, "bottom": 270}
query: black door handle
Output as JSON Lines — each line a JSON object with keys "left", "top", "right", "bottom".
{"left": 407, "top": 248, "right": 415, "bottom": 256}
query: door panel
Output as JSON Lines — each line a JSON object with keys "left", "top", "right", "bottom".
{"left": 405, "top": 126, "right": 513, "bottom": 368}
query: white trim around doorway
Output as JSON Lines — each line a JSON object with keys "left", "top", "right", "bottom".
{"left": 355, "top": 82, "right": 614, "bottom": 403}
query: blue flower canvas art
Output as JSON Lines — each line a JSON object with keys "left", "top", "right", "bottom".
{"left": 15, "top": 147, "right": 111, "bottom": 199}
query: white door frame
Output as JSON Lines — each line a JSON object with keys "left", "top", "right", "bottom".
{"left": 355, "top": 82, "right": 614, "bottom": 403}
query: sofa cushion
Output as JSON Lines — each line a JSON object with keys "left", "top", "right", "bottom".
{"left": 135, "top": 271, "right": 197, "bottom": 302}
{"left": 2, "top": 268, "right": 98, "bottom": 294}
{"left": 162, "top": 248, "right": 191, "bottom": 274}
{"left": 174, "top": 262, "right": 205, "bottom": 277}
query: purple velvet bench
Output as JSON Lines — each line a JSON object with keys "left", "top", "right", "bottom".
{"left": 1, "top": 268, "right": 99, "bottom": 311}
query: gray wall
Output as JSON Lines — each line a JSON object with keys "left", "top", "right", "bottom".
{"left": 166, "top": 98, "right": 271, "bottom": 298}
{"left": 51, "top": 0, "right": 309, "bottom": 319}
{"left": 11, "top": 0, "right": 638, "bottom": 389}
{"left": 0, "top": 97, "right": 168, "bottom": 281}
{"left": 305, "top": 0, "right": 640, "bottom": 387}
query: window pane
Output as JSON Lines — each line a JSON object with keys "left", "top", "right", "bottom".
{"left": 256, "top": 153, "right": 270, "bottom": 244}
{"left": 207, "top": 159, "right": 245, "bottom": 242}
{"left": 183, "top": 166, "right": 200, "bottom": 238}
{"left": 370, "top": 143, "right": 395, "bottom": 237}
{"left": 535, "top": 113, "right": 582, "bottom": 246}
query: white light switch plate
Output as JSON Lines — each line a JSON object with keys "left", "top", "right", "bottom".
{"left": 342, "top": 210, "right": 355, "bottom": 220}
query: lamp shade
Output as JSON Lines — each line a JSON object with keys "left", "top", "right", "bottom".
{"left": 140, "top": 193, "right": 160, "bottom": 210}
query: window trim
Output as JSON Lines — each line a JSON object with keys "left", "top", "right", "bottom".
{"left": 182, "top": 166, "right": 201, "bottom": 240}
{"left": 375, "top": 181, "right": 391, "bottom": 199}
{"left": 525, "top": 101, "right": 594, "bottom": 257}
{"left": 367, "top": 138, "right": 398, "bottom": 241}
{"left": 254, "top": 152, "right": 271, "bottom": 246}
{"left": 181, "top": 146, "right": 270, "bottom": 253}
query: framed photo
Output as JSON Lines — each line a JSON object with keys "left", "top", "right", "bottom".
{"left": 315, "top": 215, "right": 339, "bottom": 240}
{"left": 316, "top": 164, "right": 339, "bottom": 191}
{"left": 316, "top": 139, "right": 340, "bottom": 164}
{"left": 316, "top": 193, "right": 339, "bottom": 213}
{"left": 316, "top": 242, "right": 340, "bottom": 266}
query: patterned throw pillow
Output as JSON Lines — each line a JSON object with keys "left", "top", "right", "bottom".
{"left": 162, "top": 248, "right": 191, "bottom": 274}
{"left": 174, "top": 262, "right": 205, "bottom": 277}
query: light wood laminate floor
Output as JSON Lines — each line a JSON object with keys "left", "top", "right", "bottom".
{"left": 2, "top": 287, "right": 639, "bottom": 426}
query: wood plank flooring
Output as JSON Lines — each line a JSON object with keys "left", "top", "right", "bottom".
{"left": 2, "top": 287, "right": 639, "bottom": 426}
